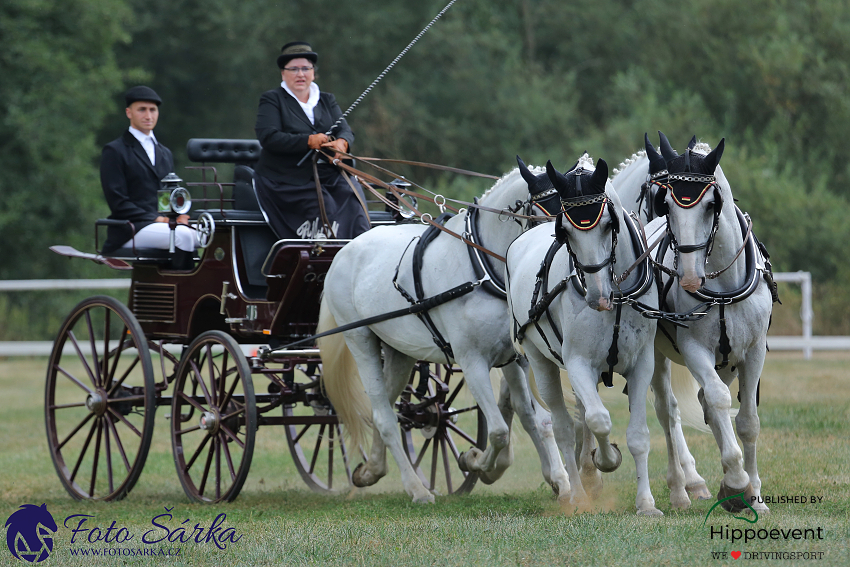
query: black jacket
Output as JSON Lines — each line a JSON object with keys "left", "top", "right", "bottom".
{"left": 100, "top": 130, "right": 174, "bottom": 253}
{"left": 254, "top": 87, "right": 354, "bottom": 185}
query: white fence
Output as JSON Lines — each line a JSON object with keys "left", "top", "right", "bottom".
{"left": 0, "top": 274, "right": 847, "bottom": 359}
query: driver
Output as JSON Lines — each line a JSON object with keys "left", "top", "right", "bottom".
{"left": 100, "top": 85, "right": 199, "bottom": 270}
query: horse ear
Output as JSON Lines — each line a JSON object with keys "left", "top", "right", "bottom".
{"left": 687, "top": 135, "right": 697, "bottom": 150}
{"left": 645, "top": 133, "right": 666, "bottom": 174}
{"left": 658, "top": 131, "right": 678, "bottom": 162}
{"left": 546, "top": 160, "right": 570, "bottom": 195}
{"left": 703, "top": 138, "right": 725, "bottom": 173}
{"left": 516, "top": 155, "right": 538, "bottom": 186}
{"left": 591, "top": 158, "right": 608, "bottom": 191}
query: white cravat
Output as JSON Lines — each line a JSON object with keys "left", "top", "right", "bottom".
{"left": 281, "top": 81, "right": 320, "bottom": 124}
{"left": 129, "top": 126, "right": 157, "bottom": 165}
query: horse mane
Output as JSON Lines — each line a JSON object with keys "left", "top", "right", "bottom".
{"left": 480, "top": 164, "right": 544, "bottom": 201}
{"left": 611, "top": 150, "right": 646, "bottom": 178}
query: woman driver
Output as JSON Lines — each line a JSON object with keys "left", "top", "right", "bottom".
{"left": 253, "top": 41, "right": 371, "bottom": 240}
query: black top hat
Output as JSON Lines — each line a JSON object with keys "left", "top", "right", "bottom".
{"left": 277, "top": 41, "right": 318, "bottom": 69}
{"left": 125, "top": 85, "right": 162, "bottom": 106}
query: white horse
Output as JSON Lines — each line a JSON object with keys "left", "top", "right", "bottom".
{"left": 644, "top": 134, "right": 774, "bottom": 514}
{"left": 506, "top": 156, "right": 690, "bottom": 515}
{"left": 317, "top": 163, "right": 573, "bottom": 504}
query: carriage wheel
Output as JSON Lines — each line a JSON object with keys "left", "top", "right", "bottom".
{"left": 170, "top": 331, "right": 256, "bottom": 503}
{"left": 399, "top": 364, "right": 487, "bottom": 495}
{"left": 283, "top": 364, "right": 354, "bottom": 493}
{"left": 45, "top": 295, "right": 156, "bottom": 501}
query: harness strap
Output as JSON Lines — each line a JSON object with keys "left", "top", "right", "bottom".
{"left": 340, "top": 167, "right": 372, "bottom": 223}
{"left": 466, "top": 203, "right": 507, "bottom": 299}
{"left": 312, "top": 153, "right": 336, "bottom": 238}
{"left": 715, "top": 300, "right": 732, "bottom": 371}
{"left": 600, "top": 296, "right": 623, "bottom": 389}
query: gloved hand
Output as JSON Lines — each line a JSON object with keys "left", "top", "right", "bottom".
{"left": 322, "top": 138, "right": 349, "bottom": 158}
{"left": 308, "top": 133, "right": 329, "bottom": 150}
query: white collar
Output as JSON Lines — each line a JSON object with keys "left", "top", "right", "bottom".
{"left": 128, "top": 126, "right": 157, "bottom": 146}
{"left": 281, "top": 82, "right": 320, "bottom": 123}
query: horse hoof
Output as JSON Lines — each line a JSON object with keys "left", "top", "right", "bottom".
{"left": 591, "top": 443, "right": 622, "bottom": 473}
{"left": 718, "top": 481, "right": 756, "bottom": 513}
{"left": 686, "top": 482, "right": 713, "bottom": 500}
{"left": 458, "top": 451, "right": 470, "bottom": 472}
{"left": 457, "top": 447, "right": 482, "bottom": 473}
{"left": 352, "top": 463, "right": 375, "bottom": 488}
{"left": 637, "top": 508, "right": 664, "bottom": 517}
{"left": 412, "top": 492, "right": 435, "bottom": 504}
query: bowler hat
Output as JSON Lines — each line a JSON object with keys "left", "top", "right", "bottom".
{"left": 277, "top": 41, "right": 318, "bottom": 69}
{"left": 125, "top": 85, "right": 162, "bottom": 106}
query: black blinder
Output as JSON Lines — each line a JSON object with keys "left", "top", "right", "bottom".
{"left": 653, "top": 185, "right": 669, "bottom": 217}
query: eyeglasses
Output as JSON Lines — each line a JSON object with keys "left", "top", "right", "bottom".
{"left": 283, "top": 66, "right": 314, "bottom": 74}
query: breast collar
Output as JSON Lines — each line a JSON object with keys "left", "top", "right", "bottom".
{"left": 465, "top": 199, "right": 508, "bottom": 299}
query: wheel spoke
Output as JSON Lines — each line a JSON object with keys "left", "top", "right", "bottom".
{"left": 327, "top": 424, "right": 335, "bottom": 489}
{"left": 218, "top": 370, "right": 242, "bottom": 413}
{"left": 429, "top": 433, "right": 439, "bottom": 489}
{"left": 220, "top": 433, "right": 237, "bottom": 481}
{"left": 206, "top": 345, "right": 218, "bottom": 406}
{"left": 84, "top": 310, "right": 102, "bottom": 388}
{"left": 447, "top": 420, "right": 478, "bottom": 446}
{"left": 177, "top": 390, "right": 209, "bottom": 415}
{"left": 444, "top": 405, "right": 478, "bottom": 418}
{"left": 69, "top": 420, "right": 98, "bottom": 483}
{"left": 105, "top": 417, "right": 132, "bottom": 473}
{"left": 192, "top": 353, "right": 214, "bottom": 406}
{"left": 107, "top": 354, "right": 140, "bottom": 396}
{"left": 445, "top": 377, "right": 466, "bottom": 407}
{"left": 198, "top": 439, "right": 216, "bottom": 497}
{"left": 102, "top": 309, "right": 112, "bottom": 387}
{"left": 67, "top": 331, "right": 99, "bottom": 389}
{"left": 292, "top": 423, "right": 311, "bottom": 444}
{"left": 337, "top": 424, "right": 353, "bottom": 480}
{"left": 440, "top": 436, "right": 453, "bottom": 494}
{"left": 445, "top": 428, "right": 463, "bottom": 461}
{"left": 215, "top": 434, "right": 222, "bottom": 500}
{"left": 219, "top": 423, "right": 245, "bottom": 450}
{"left": 107, "top": 407, "right": 142, "bottom": 438}
{"left": 57, "top": 412, "right": 96, "bottom": 451}
{"left": 413, "top": 437, "right": 432, "bottom": 469}
{"left": 89, "top": 418, "right": 103, "bottom": 497}
{"left": 309, "top": 424, "right": 326, "bottom": 474}
{"left": 104, "top": 417, "right": 115, "bottom": 495}
{"left": 55, "top": 364, "right": 94, "bottom": 395}
{"left": 184, "top": 432, "right": 212, "bottom": 472}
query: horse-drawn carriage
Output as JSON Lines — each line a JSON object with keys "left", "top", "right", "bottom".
{"left": 45, "top": 138, "right": 487, "bottom": 503}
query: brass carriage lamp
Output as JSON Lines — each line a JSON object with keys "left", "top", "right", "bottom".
{"left": 159, "top": 172, "right": 192, "bottom": 252}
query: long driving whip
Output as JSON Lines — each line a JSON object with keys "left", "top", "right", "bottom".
{"left": 297, "top": 0, "right": 460, "bottom": 166}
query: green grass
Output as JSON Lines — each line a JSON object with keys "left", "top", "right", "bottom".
{"left": 1, "top": 353, "right": 848, "bottom": 566}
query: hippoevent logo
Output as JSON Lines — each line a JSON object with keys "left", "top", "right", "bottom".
{"left": 5, "top": 504, "right": 58, "bottom": 563}
{"left": 703, "top": 491, "right": 759, "bottom": 526}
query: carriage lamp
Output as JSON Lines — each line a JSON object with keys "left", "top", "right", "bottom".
{"left": 386, "top": 177, "right": 417, "bottom": 221}
{"left": 159, "top": 172, "right": 192, "bottom": 215}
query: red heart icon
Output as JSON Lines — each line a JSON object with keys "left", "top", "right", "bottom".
{"left": 731, "top": 551, "right": 742, "bottom": 559}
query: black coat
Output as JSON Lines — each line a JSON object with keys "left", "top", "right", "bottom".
{"left": 100, "top": 130, "right": 174, "bottom": 253}
{"left": 254, "top": 87, "right": 354, "bottom": 185}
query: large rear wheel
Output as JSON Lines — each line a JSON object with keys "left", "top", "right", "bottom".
{"left": 398, "top": 364, "right": 486, "bottom": 495}
{"left": 45, "top": 296, "right": 155, "bottom": 501}
{"left": 170, "top": 331, "right": 256, "bottom": 503}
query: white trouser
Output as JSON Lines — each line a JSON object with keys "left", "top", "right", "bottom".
{"left": 122, "top": 222, "right": 200, "bottom": 252}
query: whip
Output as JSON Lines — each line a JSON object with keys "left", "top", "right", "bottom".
{"left": 297, "top": 0, "right": 460, "bottom": 166}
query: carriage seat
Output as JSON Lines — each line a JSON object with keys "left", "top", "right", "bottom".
{"left": 95, "top": 219, "right": 200, "bottom": 264}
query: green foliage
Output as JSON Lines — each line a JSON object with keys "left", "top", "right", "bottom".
{"left": 0, "top": 0, "right": 130, "bottom": 280}
{"left": 3, "top": 0, "right": 850, "bottom": 332}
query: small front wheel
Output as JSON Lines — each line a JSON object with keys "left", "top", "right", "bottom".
{"left": 170, "top": 331, "right": 256, "bottom": 503}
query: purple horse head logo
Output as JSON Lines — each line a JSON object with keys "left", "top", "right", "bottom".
{"left": 5, "top": 504, "right": 57, "bottom": 563}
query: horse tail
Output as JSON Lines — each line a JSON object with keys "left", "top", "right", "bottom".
{"left": 668, "top": 365, "right": 713, "bottom": 433}
{"left": 316, "top": 296, "right": 373, "bottom": 452}
{"left": 525, "top": 366, "right": 576, "bottom": 411}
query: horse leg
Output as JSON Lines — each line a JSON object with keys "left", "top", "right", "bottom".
{"left": 625, "top": 349, "right": 662, "bottom": 516}
{"left": 476, "top": 370, "right": 515, "bottom": 484}
{"left": 568, "top": 363, "right": 621, "bottom": 474}
{"left": 346, "top": 332, "right": 434, "bottom": 503}
{"left": 650, "top": 350, "right": 691, "bottom": 510}
{"left": 685, "top": 348, "right": 751, "bottom": 511}
{"left": 455, "top": 358, "right": 510, "bottom": 476}
{"left": 525, "top": 345, "right": 589, "bottom": 508}
{"left": 574, "top": 397, "right": 603, "bottom": 500}
{"left": 491, "top": 361, "right": 571, "bottom": 500}
{"left": 736, "top": 351, "right": 768, "bottom": 514}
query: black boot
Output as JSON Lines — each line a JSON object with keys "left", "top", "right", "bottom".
{"left": 170, "top": 249, "right": 195, "bottom": 271}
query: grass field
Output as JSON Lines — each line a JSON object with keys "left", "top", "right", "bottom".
{"left": 1, "top": 353, "right": 848, "bottom": 566}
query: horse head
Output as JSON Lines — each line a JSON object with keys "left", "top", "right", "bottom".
{"left": 546, "top": 155, "right": 619, "bottom": 311}
{"left": 516, "top": 155, "right": 563, "bottom": 224}
{"left": 654, "top": 133, "right": 726, "bottom": 292}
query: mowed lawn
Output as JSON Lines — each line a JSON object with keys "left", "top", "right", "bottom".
{"left": 0, "top": 353, "right": 848, "bottom": 566}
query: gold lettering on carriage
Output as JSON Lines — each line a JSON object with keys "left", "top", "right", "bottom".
{"left": 297, "top": 217, "right": 339, "bottom": 239}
